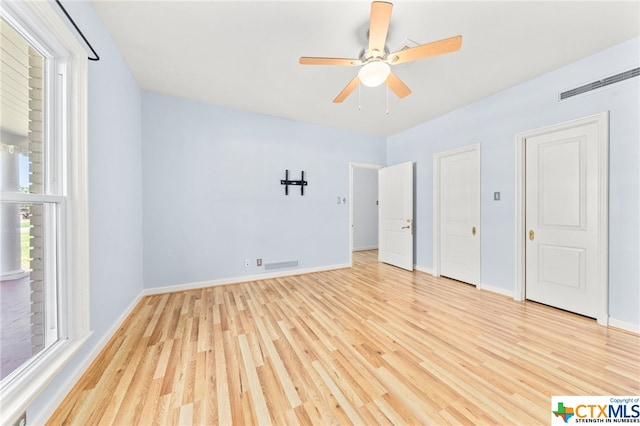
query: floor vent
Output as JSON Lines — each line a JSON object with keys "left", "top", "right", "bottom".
{"left": 264, "top": 260, "right": 299, "bottom": 271}
{"left": 560, "top": 67, "right": 639, "bottom": 100}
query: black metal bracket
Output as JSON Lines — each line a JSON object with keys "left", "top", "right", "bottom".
{"left": 280, "top": 170, "right": 308, "bottom": 195}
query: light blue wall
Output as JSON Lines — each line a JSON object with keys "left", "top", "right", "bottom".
{"left": 28, "top": 1, "right": 143, "bottom": 420}
{"left": 387, "top": 37, "right": 640, "bottom": 326}
{"left": 142, "top": 93, "right": 385, "bottom": 288}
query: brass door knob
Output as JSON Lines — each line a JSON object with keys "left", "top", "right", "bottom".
{"left": 472, "top": 226, "right": 476, "bottom": 236}
{"left": 529, "top": 230, "right": 535, "bottom": 241}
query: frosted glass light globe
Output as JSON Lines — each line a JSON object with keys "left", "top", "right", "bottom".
{"left": 358, "top": 61, "right": 390, "bottom": 87}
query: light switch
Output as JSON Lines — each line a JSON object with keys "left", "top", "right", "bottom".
{"left": 494, "top": 192, "right": 501, "bottom": 201}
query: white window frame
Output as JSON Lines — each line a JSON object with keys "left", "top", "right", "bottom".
{"left": 0, "top": 2, "right": 90, "bottom": 424}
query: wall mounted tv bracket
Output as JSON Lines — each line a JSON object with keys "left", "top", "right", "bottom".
{"left": 280, "top": 170, "right": 308, "bottom": 195}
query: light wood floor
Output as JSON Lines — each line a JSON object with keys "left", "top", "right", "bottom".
{"left": 49, "top": 250, "right": 640, "bottom": 425}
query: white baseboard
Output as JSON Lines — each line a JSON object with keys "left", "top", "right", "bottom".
{"left": 32, "top": 291, "right": 145, "bottom": 425}
{"left": 608, "top": 317, "right": 640, "bottom": 334}
{"left": 479, "top": 282, "right": 514, "bottom": 298}
{"left": 352, "top": 246, "right": 378, "bottom": 252}
{"left": 412, "top": 271, "right": 515, "bottom": 299}
{"left": 142, "top": 263, "right": 351, "bottom": 296}
{"left": 414, "top": 265, "right": 434, "bottom": 275}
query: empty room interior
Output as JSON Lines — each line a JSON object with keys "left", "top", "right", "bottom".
{"left": 1, "top": 0, "right": 639, "bottom": 424}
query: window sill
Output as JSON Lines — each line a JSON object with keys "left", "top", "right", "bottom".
{"left": 0, "top": 332, "right": 92, "bottom": 425}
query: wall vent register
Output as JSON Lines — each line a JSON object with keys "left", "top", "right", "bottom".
{"left": 559, "top": 67, "right": 639, "bottom": 100}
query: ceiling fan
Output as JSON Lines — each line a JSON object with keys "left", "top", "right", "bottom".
{"left": 299, "top": 1, "right": 462, "bottom": 103}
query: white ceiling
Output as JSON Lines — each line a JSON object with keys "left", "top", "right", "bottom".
{"left": 92, "top": 1, "right": 640, "bottom": 137}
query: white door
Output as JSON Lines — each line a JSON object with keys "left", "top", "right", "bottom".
{"left": 525, "top": 121, "right": 600, "bottom": 318}
{"left": 378, "top": 162, "right": 413, "bottom": 271}
{"left": 437, "top": 146, "right": 480, "bottom": 285}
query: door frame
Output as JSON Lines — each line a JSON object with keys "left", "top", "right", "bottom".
{"left": 514, "top": 112, "right": 609, "bottom": 325}
{"left": 433, "top": 143, "right": 481, "bottom": 285}
{"left": 349, "top": 162, "right": 383, "bottom": 266}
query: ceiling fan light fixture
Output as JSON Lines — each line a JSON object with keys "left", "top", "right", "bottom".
{"left": 358, "top": 61, "right": 390, "bottom": 87}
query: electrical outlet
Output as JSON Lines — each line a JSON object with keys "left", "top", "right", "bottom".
{"left": 256, "top": 258, "right": 262, "bottom": 267}
{"left": 245, "top": 259, "right": 250, "bottom": 267}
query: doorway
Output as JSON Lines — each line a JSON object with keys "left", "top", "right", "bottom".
{"left": 515, "top": 112, "right": 609, "bottom": 325}
{"left": 349, "top": 163, "right": 382, "bottom": 266}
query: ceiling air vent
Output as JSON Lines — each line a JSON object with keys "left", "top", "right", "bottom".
{"left": 560, "top": 67, "right": 640, "bottom": 101}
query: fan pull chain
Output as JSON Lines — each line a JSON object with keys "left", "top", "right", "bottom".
{"left": 358, "top": 83, "right": 362, "bottom": 111}
{"left": 386, "top": 85, "right": 390, "bottom": 115}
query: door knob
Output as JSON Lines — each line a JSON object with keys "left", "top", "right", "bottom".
{"left": 401, "top": 219, "right": 411, "bottom": 229}
{"left": 529, "top": 230, "right": 535, "bottom": 241}
{"left": 472, "top": 226, "right": 476, "bottom": 236}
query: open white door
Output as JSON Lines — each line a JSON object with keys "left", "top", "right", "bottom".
{"left": 378, "top": 162, "right": 413, "bottom": 271}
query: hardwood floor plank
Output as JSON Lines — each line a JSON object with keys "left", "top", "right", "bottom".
{"left": 48, "top": 250, "right": 640, "bottom": 425}
{"left": 137, "top": 377, "right": 163, "bottom": 425}
{"left": 371, "top": 394, "right": 408, "bottom": 425}
{"left": 312, "top": 360, "right": 364, "bottom": 425}
{"left": 252, "top": 306, "right": 302, "bottom": 408}
{"left": 114, "top": 343, "right": 162, "bottom": 425}
{"left": 178, "top": 402, "right": 193, "bottom": 426}
{"left": 238, "top": 333, "right": 272, "bottom": 425}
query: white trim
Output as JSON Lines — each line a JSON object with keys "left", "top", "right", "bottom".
{"left": 0, "top": 193, "right": 65, "bottom": 203}
{"left": 608, "top": 318, "right": 640, "bottom": 335}
{"left": 65, "top": 43, "right": 90, "bottom": 341}
{"left": 0, "top": 334, "right": 90, "bottom": 426}
{"left": 414, "top": 265, "right": 434, "bottom": 276}
{"left": 479, "top": 283, "right": 514, "bottom": 299}
{"left": 349, "top": 162, "right": 383, "bottom": 266}
{"left": 0, "top": 2, "right": 90, "bottom": 424}
{"left": 414, "top": 265, "right": 513, "bottom": 298}
{"left": 352, "top": 245, "right": 378, "bottom": 252}
{"left": 143, "top": 263, "right": 351, "bottom": 296}
{"left": 515, "top": 137, "right": 526, "bottom": 301}
{"left": 514, "top": 112, "right": 609, "bottom": 326}
{"left": 30, "top": 293, "right": 144, "bottom": 425}
{"left": 432, "top": 144, "right": 481, "bottom": 284}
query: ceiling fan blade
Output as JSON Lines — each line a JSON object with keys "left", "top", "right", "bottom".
{"left": 388, "top": 35, "right": 462, "bottom": 65}
{"left": 333, "top": 75, "right": 361, "bottom": 103}
{"left": 299, "top": 57, "right": 361, "bottom": 66}
{"left": 386, "top": 72, "right": 411, "bottom": 99}
{"left": 368, "top": 1, "right": 393, "bottom": 53}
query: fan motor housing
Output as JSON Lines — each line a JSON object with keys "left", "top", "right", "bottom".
{"left": 360, "top": 46, "right": 390, "bottom": 63}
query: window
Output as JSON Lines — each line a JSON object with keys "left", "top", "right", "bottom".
{"left": 1, "top": 16, "right": 55, "bottom": 381}
{"left": 0, "top": 2, "right": 89, "bottom": 424}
